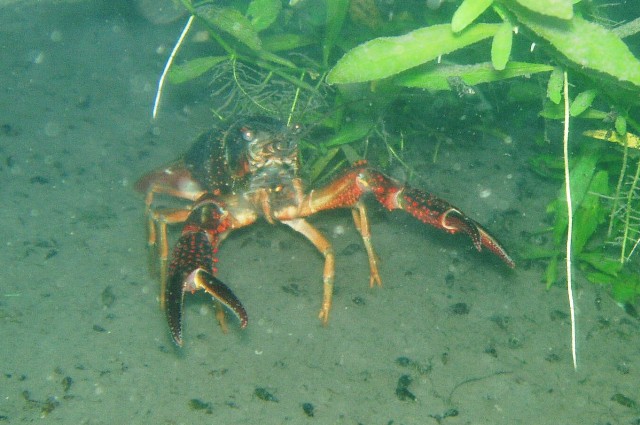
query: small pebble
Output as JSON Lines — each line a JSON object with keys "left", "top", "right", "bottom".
{"left": 255, "top": 387, "right": 278, "bottom": 402}
{"left": 449, "top": 302, "right": 470, "bottom": 315}
{"left": 302, "top": 402, "right": 314, "bottom": 417}
{"left": 479, "top": 188, "right": 492, "bottom": 198}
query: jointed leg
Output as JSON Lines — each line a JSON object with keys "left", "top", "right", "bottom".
{"left": 146, "top": 208, "right": 191, "bottom": 309}
{"left": 351, "top": 202, "right": 382, "bottom": 287}
{"left": 300, "top": 163, "right": 514, "bottom": 269}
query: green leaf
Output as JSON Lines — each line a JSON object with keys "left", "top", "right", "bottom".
{"left": 550, "top": 145, "right": 600, "bottom": 245}
{"left": 545, "top": 254, "right": 559, "bottom": 288}
{"left": 491, "top": 21, "right": 512, "bottom": 70}
{"left": 247, "top": 0, "right": 282, "bottom": 32}
{"left": 546, "top": 67, "right": 563, "bottom": 104}
{"left": 585, "top": 272, "right": 615, "bottom": 286}
{"left": 324, "top": 0, "right": 350, "bottom": 67}
{"left": 323, "top": 119, "right": 375, "bottom": 148}
{"left": 308, "top": 148, "right": 340, "bottom": 183}
{"left": 540, "top": 102, "right": 608, "bottom": 120}
{"left": 327, "top": 23, "right": 500, "bottom": 84}
{"left": 569, "top": 89, "right": 597, "bottom": 117}
{"left": 255, "top": 50, "right": 297, "bottom": 69}
{"left": 611, "top": 273, "right": 640, "bottom": 303}
{"left": 515, "top": 0, "right": 573, "bottom": 20}
{"left": 396, "top": 61, "right": 552, "bottom": 90}
{"left": 167, "top": 56, "right": 228, "bottom": 84}
{"left": 451, "top": 0, "right": 494, "bottom": 33}
{"left": 571, "top": 170, "right": 608, "bottom": 253}
{"left": 584, "top": 129, "right": 640, "bottom": 149}
{"left": 529, "top": 153, "right": 564, "bottom": 178}
{"left": 198, "top": 6, "right": 262, "bottom": 51}
{"left": 578, "top": 253, "right": 623, "bottom": 276}
{"left": 512, "top": 10, "right": 640, "bottom": 87}
{"left": 615, "top": 115, "right": 627, "bottom": 136}
{"left": 262, "top": 33, "right": 314, "bottom": 52}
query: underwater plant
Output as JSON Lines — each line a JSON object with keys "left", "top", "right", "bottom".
{"left": 152, "top": 0, "right": 640, "bottom": 367}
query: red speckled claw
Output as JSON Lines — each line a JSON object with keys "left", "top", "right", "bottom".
{"left": 166, "top": 231, "right": 247, "bottom": 346}
{"left": 438, "top": 207, "right": 515, "bottom": 269}
{"left": 396, "top": 183, "right": 516, "bottom": 268}
{"left": 359, "top": 170, "right": 515, "bottom": 269}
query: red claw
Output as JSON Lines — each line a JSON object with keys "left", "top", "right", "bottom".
{"left": 390, "top": 179, "right": 515, "bottom": 268}
{"left": 164, "top": 196, "right": 247, "bottom": 346}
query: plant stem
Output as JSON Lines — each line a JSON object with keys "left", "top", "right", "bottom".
{"left": 562, "top": 70, "right": 577, "bottom": 371}
{"left": 608, "top": 135, "right": 628, "bottom": 241}
{"left": 152, "top": 15, "right": 194, "bottom": 119}
{"left": 622, "top": 150, "right": 640, "bottom": 262}
{"left": 613, "top": 17, "right": 640, "bottom": 39}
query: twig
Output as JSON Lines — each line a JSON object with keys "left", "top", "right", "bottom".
{"left": 622, "top": 153, "right": 640, "bottom": 261}
{"left": 287, "top": 72, "right": 305, "bottom": 127}
{"left": 613, "top": 17, "right": 640, "bottom": 39}
{"left": 608, "top": 134, "right": 628, "bottom": 239}
{"left": 562, "top": 70, "right": 577, "bottom": 371}
{"left": 152, "top": 15, "right": 194, "bottom": 119}
{"left": 446, "top": 371, "right": 512, "bottom": 404}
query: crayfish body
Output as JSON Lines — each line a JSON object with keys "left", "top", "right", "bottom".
{"left": 136, "top": 117, "right": 514, "bottom": 345}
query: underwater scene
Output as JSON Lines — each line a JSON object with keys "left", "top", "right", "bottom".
{"left": 1, "top": 0, "right": 639, "bottom": 423}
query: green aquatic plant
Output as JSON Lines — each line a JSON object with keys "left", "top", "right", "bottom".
{"left": 152, "top": 0, "right": 640, "bottom": 366}
{"left": 159, "top": 0, "right": 640, "bottom": 177}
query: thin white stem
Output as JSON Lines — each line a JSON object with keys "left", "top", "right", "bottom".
{"left": 626, "top": 234, "right": 640, "bottom": 261}
{"left": 562, "top": 70, "right": 577, "bottom": 370}
{"left": 152, "top": 15, "right": 194, "bottom": 119}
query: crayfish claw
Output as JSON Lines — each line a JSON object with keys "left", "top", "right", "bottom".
{"left": 441, "top": 208, "right": 482, "bottom": 251}
{"left": 477, "top": 226, "right": 515, "bottom": 269}
{"left": 165, "top": 231, "right": 247, "bottom": 346}
{"left": 192, "top": 269, "right": 248, "bottom": 330}
{"left": 165, "top": 271, "right": 188, "bottom": 346}
{"left": 165, "top": 268, "right": 247, "bottom": 346}
{"left": 441, "top": 208, "right": 515, "bottom": 269}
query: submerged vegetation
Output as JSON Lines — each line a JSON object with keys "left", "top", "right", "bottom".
{"left": 159, "top": 0, "right": 640, "bottom": 310}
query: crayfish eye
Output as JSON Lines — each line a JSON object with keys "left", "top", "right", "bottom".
{"left": 241, "top": 127, "right": 254, "bottom": 142}
{"left": 277, "top": 137, "right": 297, "bottom": 152}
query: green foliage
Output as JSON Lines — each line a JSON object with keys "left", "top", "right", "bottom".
{"left": 451, "top": 0, "right": 494, "bottom": 32}
{"left": 396, "top": 62, "right": 552, "bottom": 90}
{"left": 326, "top": 23, "right": 501, "bottom": 84}
{"left": 490, "top": 21, "right": 512, "bottom": 71}
{"left": 323, "top": 0, "right": 349, "bottom": 67}
{"left": 168, "top": 56, "right": 227, "bottom": 84}
{"left": 247, "top": 0, "right": 281, "bottom": 31}
{"left": 199, "top": 5, "right": 262, "bottom": 50}
{"left": 546, "top": 67, "right": 564, "bottom": 105}
{"left": 569, "top": 89, "right": 597, "bottom": 117}
{"left": 510, "top": 6, "right": 640, "bottom": 87}
{"left": 515, "top": 0, "right": 573, "bottom": 20}
{"left": 532, "top": 146, "right": 613, "bottom": 289}
{"left": 163, "top": 0, "right": 640, "bottom": 306}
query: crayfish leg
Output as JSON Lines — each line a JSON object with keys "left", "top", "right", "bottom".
{"left": 351, "top": 203, "right": 382, "bottom": 287}
{"left": 282, "top": 218, "right": 335, "bottom": 325}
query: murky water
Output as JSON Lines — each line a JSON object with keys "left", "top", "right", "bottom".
{"left": 0, "top": 2, "right": 638, "bottom": 424}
